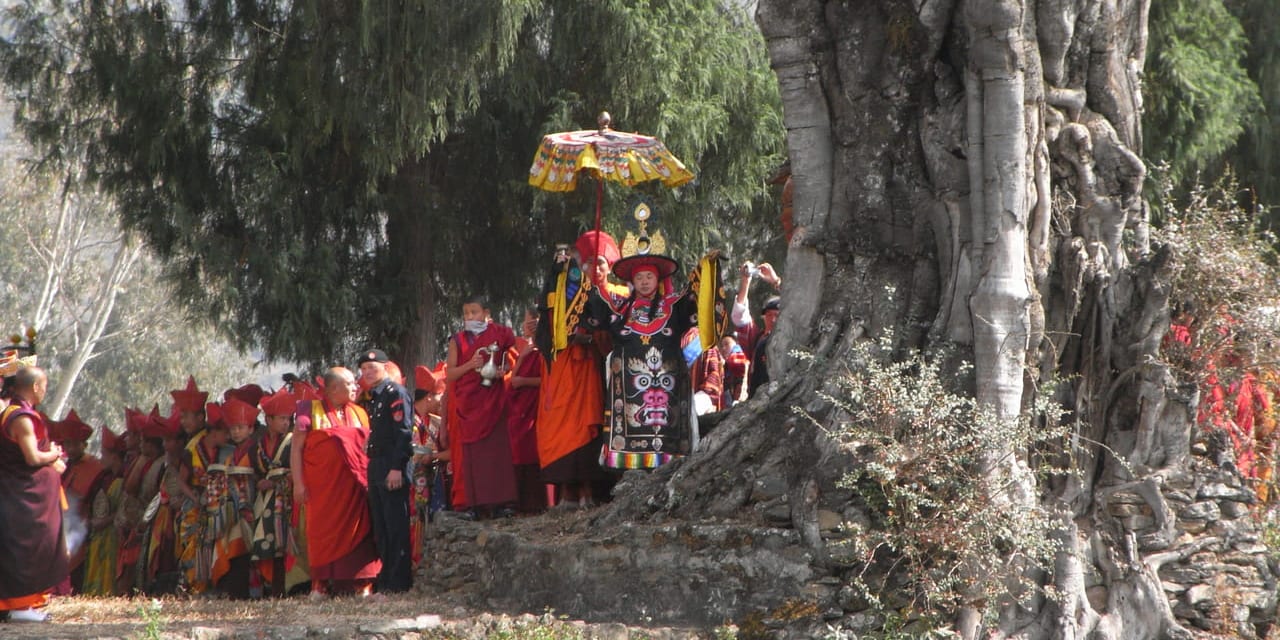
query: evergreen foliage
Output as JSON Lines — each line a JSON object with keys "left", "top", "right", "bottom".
{"left": 0, "top": 0, "right": 784, "bottom": 366}
{"left": 1225, "top": 0, "right": 1280, "bottom": 218}
{"left": 1143, "top": 0, "right": 1260, "bottom": 193}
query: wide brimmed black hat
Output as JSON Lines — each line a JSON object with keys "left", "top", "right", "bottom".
{"left": 613, "top": 254, "right": 679, "bottom": 282}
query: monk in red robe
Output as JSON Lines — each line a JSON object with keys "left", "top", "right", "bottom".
{"left": 291, "top": 367, "right": 380, "bottom": 598}
{"left": 0, "top": 366, "right": 68, "bottom": 623}
{"left": 446, "top": 297, "right": 518, "bottom": 518}
{"left": 507, "top": 309, "right": 545, "bottom": 513}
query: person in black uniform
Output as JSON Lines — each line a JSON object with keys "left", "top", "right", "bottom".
{"left": 356, "top": 348, "right": 415, "bottom": 594}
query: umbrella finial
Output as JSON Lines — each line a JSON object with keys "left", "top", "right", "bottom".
{"left": 597, "top": 111, "right": 612, "bottom": 132}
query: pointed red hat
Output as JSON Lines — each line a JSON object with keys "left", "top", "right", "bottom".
{"left": 292, "top": 380, "right": 321, "bottom": 402}
{"left": 260, "top": 390, "right": 298, "bottom": 417}
{"left": 55, "top": 409, "right": 94, "bottom": 442}
{"left": 205, "top": 402, "right": 226, "bottom": 430}
{"left": 141, "top": 408, "right": 178, "bottom": 439}
{"left": 415, "top": 363, "right": 447, "bottom": 395}
{"left": 101, "top": 425, "right": 127, "bottom": 453}
{"left": 124, "top": 407, "right": 150, "bottom": 434}
{"left": 414, "top": 365, "right": 435, "bottom": 392}
{"left": 144, "top": 404, "right": 163, "bottom": 434}
{"left": 171, "top": 376, "right": 209, "bottom": 412}
{"left": 221, "top": 397, "right": 259, "bottom": 427}
{"left": 224, "top": 383, "right": 265, "bottom": 408}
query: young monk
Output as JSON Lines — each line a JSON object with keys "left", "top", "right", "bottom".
{"left": 410, "top": 364, "right": 449, "bottom": 566}
{"left": 179, "top": 418, "right": 231, "bottom": 594}
{"left": 252, "top": 389, "right": 305, "bottom": 596}
{"left": 128, "top": 411, "right": 168, "bottom": 592}
{"left": 82, "top": 426, "right": 127, "bottom": 595}
{"left": 446, "top": 297, "right": 518, "bottom": 519}
{"left": 145, "top": 412, "right": 189, "bottom": 593}
{"left": 53, "top": 410, "right": 106, "bottom": 593}
{"left": 116, "top": 406, "right": 161, "bottom": 594}
{"left": 507, "top": 308, "right": 545, "bottom": 513}
{"left": 414, "top": 366, "right": 450, "bottom": 524}
{"left": 213, "top": 397, "right": 259, "bottom": 598}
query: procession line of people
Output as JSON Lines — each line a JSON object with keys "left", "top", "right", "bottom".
{"left": 0, "top": 227, "right": 783, "bottom": 621}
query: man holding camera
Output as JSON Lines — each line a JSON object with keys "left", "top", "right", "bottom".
{"left": 733, "top": 262, "right": 782, "bottom": 397}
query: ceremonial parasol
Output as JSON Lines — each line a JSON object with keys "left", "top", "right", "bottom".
{"left": 528, "top": 112, "right": 694, "bottom": 250}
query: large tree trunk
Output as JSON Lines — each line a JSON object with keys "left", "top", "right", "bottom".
{"left": 599, "top": 1, "right": 1273, "bottom": 638}
{"left": 387, "top": 157, "right": 441, "bottom": 373}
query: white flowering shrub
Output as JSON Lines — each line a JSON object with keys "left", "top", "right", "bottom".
{"left": 800, "top": 339, "right": 1067, "bottom": 629}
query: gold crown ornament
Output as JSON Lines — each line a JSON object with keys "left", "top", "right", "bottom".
{"left": 1, "top": 325, "right": 38, "bottom": 377}
{"left": 620, "top": 201, "right": 666, "bottom": 258}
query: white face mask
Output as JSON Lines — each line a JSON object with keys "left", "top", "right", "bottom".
{"left": 464, "top": 320, "right": 488, "bottom": 334}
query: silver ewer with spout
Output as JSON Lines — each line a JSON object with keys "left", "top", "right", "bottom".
{"left": 478, "top": 343, "right": 501, "bottom": 387}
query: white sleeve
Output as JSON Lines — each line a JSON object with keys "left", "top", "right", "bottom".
{"left": 731, "top": 300, "right": 753, "bottom": 328}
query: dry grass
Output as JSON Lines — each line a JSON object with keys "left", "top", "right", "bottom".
{"left": 3, "top": 592, "right": 464, "bottom": 639}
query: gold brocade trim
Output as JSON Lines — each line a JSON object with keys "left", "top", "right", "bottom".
{"left": 565, "top": 281, "right": 591, "bottom": 341}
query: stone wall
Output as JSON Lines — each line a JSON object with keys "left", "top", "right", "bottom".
{"left": 422, "top": 448, "right": 1278, "bottom": 638}
{"left": 423, "top": 513, "right": 820, "bottom": 631}
{"left": 1113, "top": 455, "right": 1278, "bottom": 638}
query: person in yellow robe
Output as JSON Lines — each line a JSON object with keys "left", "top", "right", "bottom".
{"left": 82, "top": 426, "right": 127, "bottom": 595}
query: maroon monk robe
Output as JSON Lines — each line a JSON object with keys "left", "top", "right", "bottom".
{"left": 506, "top": 342, "right": 546, "bottom": 513}
{"left": 506, "top": 343, "right": 542, "bottom": 467}
{"left": 0, "top": 401, "right": 69, "bottom": 601}
{"left": 451, "top": 323, "right": 519, "bottom": 509}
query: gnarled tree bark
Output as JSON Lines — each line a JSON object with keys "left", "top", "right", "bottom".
{"left": 598, "top": 1, "right": 1268, "bottom": 638}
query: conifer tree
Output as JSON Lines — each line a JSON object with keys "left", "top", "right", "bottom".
{"left": 0, "top": 0, "right": 783, "bottom": 367}
{"left": 1143, "top": 0, "right": 1261, "bottom": 192}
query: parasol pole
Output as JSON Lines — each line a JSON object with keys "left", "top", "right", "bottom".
{"left": 594, "top": 178, "right": 603, "bottom": 262}
{"left": 593, "top": 111, "right": 612, "bottom": 266}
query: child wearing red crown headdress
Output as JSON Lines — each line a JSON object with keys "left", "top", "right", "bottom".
{"left": 251, "top": 390, "right": 306, "bottom": 596}
{"left": 145, "top": 411, "right": 188, "bottom": 593}
{"left": 178, "top": 414, "right": 231, "bottom": 594}
{"left": 52, "top": 410, "right": 106, "bottom": 593}
{"left": 210, "top": 397, "right": 260, "bottom": 598}
{"left": 82, "top": 426, "right": 127, "bottom": 595}
{"left": 410, "top": 363, "right": 448, "bottom": 566}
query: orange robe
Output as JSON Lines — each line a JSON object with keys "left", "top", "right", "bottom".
{"left": 536, "top": 279, "right": 624, "bottom": 483}
{"left": 537, "top": 342, "right": 605, "bottom": 472}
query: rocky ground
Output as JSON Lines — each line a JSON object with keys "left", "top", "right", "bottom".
{"left": 0, "top": 507, "right": 724, "bottom": 640}
{"left": 0, "top": 591, "right": 715, "bottom": 639}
